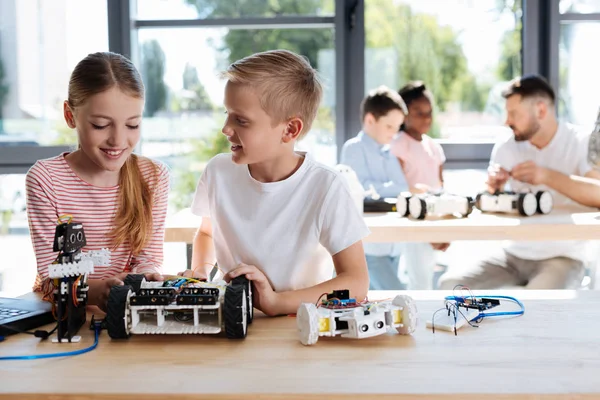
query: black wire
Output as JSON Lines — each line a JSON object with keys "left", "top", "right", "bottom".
{"left": 0, "top": 325, "right": 36, "bottom": 335}
{"left": 430, "top": 307, "right": 448, "bottom": 334}
{"left": 0, "top": 321, "right": 59, "bottom": 339}
{"left": 430, "top": 301, "right": 479, "bottom": 336}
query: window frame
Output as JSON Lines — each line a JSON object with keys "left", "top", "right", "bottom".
{"left": 1, "top": 0, "right": 564, "bottom": 174}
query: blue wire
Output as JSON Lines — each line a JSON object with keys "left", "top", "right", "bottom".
{"left": 0, "top": 327, "right": 100, "bottom": 361}
{"left": 444, "top": 295, "right": 525, "bottom": 321}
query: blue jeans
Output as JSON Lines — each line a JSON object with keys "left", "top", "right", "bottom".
{"left": 365, "top": 255, "right": 404, "bottom": 290}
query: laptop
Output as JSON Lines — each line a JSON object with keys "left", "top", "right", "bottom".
{"left": 0, "top": 296, "right": 55, "bottom": 336}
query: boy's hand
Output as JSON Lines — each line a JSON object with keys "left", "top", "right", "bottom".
{"left": 226, "top": 263, "right": 279, "bottom": 317}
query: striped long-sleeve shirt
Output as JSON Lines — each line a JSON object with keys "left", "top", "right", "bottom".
{"left": 25, "top": 152, "right": 170, "bottom": 291}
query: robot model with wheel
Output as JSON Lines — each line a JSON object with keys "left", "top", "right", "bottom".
{"left": 105, "top": 274, "right": 253, "bottom": 339}
{"left": 296, "top": 290, "right": 417, "bottom": 346}
{"left": 396, "top": 191, "right": 474, "bottom": 220}
{"left": 475, "top": 190, "right": 553, "bottom": 216}
{"left": 48, "top": 217, "right": 110, "bottom": 342}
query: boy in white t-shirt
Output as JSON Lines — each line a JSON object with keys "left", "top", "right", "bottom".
{"left": 181, "top": 50, "right": 370, "bottom": 316}
{"left": 439, "top": 74, "right": 600, "bottom": 289}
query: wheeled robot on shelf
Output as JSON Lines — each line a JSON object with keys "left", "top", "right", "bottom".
{"left": 48, "top": 215, "right": 111, "bottom": 342}
{"left": 296, "top": 290, "right": 417, "bottom": 346}
{"left": 105, "top": 274, "right": 253, "bottom": 339}
{"left": 475, "top": 190, "right": 553, "bottom": 216}
{"left": 396, "top": 192, "right": 474, "bottom": 220}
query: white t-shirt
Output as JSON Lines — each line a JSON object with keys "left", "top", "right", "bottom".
{"left": 491, "top": 121, "right": 592, "bottom": 261}
{"left": 191, "top": 152, "right": 371, "bottom": 292}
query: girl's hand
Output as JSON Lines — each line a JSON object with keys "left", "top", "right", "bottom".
{"left": 177, "top": 269, "right": 208, "bottom": 280}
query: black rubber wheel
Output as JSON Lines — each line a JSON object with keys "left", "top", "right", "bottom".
{"left": 536, "top": 191, "right": 553, "bottom": 214}
{"left": 415, "top": 198, "right": 427, "bottom": 219}
{"left": 466, "top": 196, "right": 474, "bottom": 216}
{"left": 123, "top": 274, "right": 145, "bottom": 294}
{"left": 106, "top": 285, "right": 132, "bottom": 339}
{"left": 517, "top": 193, "right": 536, "bottom": 216}
{"left": 397, "top": 196, "right": 410, "bottom": 217}
{"left": 224, "top": 284, "right": 247, "bottom": 339}
{"left": 231, "top": 276, "right": 253, "bottom": 324}
{"left": 475, "top": 193, "right": 482, "bottom": 210}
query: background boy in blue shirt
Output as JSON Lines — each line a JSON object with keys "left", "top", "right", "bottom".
{"left": 340, "top": 86, "right": 408, "bottom": 289}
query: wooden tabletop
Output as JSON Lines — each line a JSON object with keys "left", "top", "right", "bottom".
{"left": 164, "top": 205, "right": 600, "bottom": 243}
{"left": 1, "top": 290, "right": 599, "bottom": 399}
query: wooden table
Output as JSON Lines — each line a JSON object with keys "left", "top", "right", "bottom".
{"left": 1, "top": 290, "right": 599, "bottom": 399}
{"left": 165, "top": 205, "right": 600, "bottom": 244}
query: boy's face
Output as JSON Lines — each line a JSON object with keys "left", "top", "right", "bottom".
{"left": 364, "top": 109, "right": 404, "bottom": 145}
{"left": 222, "top": 81, "right": 288, "bottom": 165}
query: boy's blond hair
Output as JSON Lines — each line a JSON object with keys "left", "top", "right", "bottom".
{"left": 221, "top": 49, "right": 322, "bottom": 139}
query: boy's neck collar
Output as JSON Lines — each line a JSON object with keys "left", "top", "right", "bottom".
{"left": 247, "top": 152, "right": 306, "bottom": 183}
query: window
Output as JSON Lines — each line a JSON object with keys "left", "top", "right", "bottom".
{"left": 135, "top": 0, "right": 334, "bottom": 19}
{"left": 134, "top": 5, "right": 336, "bottom": 213}
{"left": 0, "top": 0, "right": 108, "bottom": 296}
{"left": 0, "top": 173, "right": 37, "bottom": 296}
{"left": 0, "top": 0, "right": 108, "bottom": 147}
{"left": 559, "top": 22, "right": 600, "bottom": 127}
{"left": 364, "top": 0, "right": 521, "bottom": 141}
{"left": 560, "top": 0, "right": 600, "bottom": 13}
{"left": 558, "top": 2, "right": 600, "bottom": 128}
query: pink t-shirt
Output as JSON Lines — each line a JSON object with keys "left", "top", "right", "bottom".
{"left": 391, "top": 132, "right": 446, "bottom": 190}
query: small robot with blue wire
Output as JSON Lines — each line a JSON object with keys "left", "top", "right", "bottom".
{"left": 105, "top": 273, "right": 252, "bottom": 339}
{"left": 426, "top": 285, "right": 525, "bottom": 335}
{"left": 296, "top": 290, "right": 417, "bottom": 345}
{"left": 0, "top": 216, "right": 109, "bottom": 360}
{"left": 48, "top": 215, "right": 111, "bottom": 343}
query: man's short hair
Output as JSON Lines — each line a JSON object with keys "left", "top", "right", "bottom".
{"left": 502, "top": 74, "right": 556, "bottom": 104}
{"left": 221, "top": 49, "right": 322, "bottom": 139}
{"left": 361, "top": 85, "right": 408, "bottom": 121}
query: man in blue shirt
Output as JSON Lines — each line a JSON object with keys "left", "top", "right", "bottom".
{"left": 340, "top": 86, "right": 408, "bottom": 289}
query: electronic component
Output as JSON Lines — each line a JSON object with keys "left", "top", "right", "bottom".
{"left": 427, "top": 287, "right": 525, "bottom": 335}
{"left": 297, "top": 291, "right": 418, "bottom": 345}
{"left": 105, "top": 275, "right": 252, "bottom": 339}
{"left": 476, "top": 190, "right": 553, "bottom": 216}
{"left": 49, "top": 216, "right": 110, "bottom": 343}
{"left": 399, "top": 192, "right": 474, "bottom": 219}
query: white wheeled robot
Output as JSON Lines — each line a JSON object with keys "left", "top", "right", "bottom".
{"left": 296, "top": 290, "right": 417, "bottom": 346}
{"left": 475, "top": 190, "right": 553, "bottom": 216}
{"left": 396, "top": 192, "right": 474, "bottom": 220}
{"left": 105, "top": 275, "right": 253, "bottom": 339}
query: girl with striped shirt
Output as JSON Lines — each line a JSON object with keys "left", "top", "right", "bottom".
{"left": 25, "top": 52, "right": 170, "bottom": 310}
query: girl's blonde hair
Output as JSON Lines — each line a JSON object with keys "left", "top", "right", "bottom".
{"left": 222, "top": 49, "right": 323, "bottom": 138}
{"left": 68, "top": 51, "right": 155, "bottom": 255}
